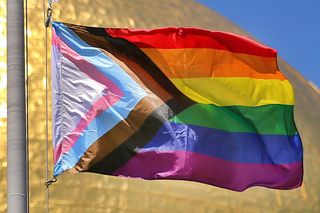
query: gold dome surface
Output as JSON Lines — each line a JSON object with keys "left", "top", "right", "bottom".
{"left": 0, "top": 0, "right": 319, "bottom": 212}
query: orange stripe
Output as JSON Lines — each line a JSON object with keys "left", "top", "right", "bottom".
{"left": 141, "top": 48, "right": 286, "bottom": 80}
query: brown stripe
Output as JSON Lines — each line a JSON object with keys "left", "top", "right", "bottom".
{"left": 88, "top": 100, "right": 177, "bottom": 175}
{"left": 71, "top": 95, "right": 165, "bottom": 172}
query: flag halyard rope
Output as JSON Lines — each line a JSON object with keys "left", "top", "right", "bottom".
{"left": 42, "top": 0, "right": 56, "bottom": 212}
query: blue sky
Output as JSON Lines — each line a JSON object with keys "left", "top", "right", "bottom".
{"left": 198, "top": 0, "right": 320, "bottom": 87}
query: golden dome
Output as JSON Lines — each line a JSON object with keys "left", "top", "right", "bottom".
{"left": 0, "top": 0, "right": 319, "bottom": 212}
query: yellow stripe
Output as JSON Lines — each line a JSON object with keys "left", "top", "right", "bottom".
{"left": 170, "top": 77, "right": 294, "bottom": 106}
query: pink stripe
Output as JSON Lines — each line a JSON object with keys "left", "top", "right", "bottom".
{"left": 113, "top": 151, "right": 303, "bottom": 191}
{"left": 52, "top": 28, "right": 59, "bottom": 47}
{"left": 53, "top": 38, "right": 123, "bottom": 163}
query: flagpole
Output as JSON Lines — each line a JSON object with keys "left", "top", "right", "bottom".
{"left": 7, "top": 0, "right": 28, "bottom": 212}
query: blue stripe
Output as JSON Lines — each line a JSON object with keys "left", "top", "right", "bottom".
{"left": 53, "top": 22, "right": 147, "bottom": 176}
{"left": 141, "top": 122, "right": 303, "bottom": 164}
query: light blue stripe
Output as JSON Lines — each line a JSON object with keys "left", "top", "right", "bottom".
{"left": 53, "top": 22, "right": 147, "bottom": 176}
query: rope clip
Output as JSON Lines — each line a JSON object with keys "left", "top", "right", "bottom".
{"left": 45, "top": 176, "right": 57, "bottom": 188}
{"left": 44, "top": 3, "right": 53, "bottom": 28}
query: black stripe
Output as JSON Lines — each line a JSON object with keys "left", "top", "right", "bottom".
{"left": 86, "top": 27, "right": 185, "bottom": 97}
{"left": 88, "top": 99, "right": 178, "bottom": 174}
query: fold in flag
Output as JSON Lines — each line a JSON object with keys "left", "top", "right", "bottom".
{"left": 51, "top": 22, "right": 303, "bottom": 191}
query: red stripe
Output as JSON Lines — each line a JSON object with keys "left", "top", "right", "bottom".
{"left": 105, "top": 28, "right": 277, "bottom": 57}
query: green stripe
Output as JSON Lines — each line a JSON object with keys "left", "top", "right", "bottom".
{"left": 170, "top": 103, "right": 298, "bottom": 136}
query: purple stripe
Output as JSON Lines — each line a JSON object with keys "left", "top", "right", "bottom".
{"left": 113, "top": 151, "right": 303, "bottom": 191}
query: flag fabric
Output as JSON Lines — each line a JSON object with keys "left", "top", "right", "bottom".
{"left": 51, "top": 22, "right": 303, "bottom": 191}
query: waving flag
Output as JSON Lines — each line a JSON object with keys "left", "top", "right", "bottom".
{"left": 51, "top": 22, "right": 303, "bottom": 191}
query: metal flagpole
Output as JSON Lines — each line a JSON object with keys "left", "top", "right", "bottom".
{"left": 7, "top": 0, "right": 28, "bottom": 212}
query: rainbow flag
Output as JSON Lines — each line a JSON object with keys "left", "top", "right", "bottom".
{"left": 51, "top": 22, "right": 303, "bottom": 191}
